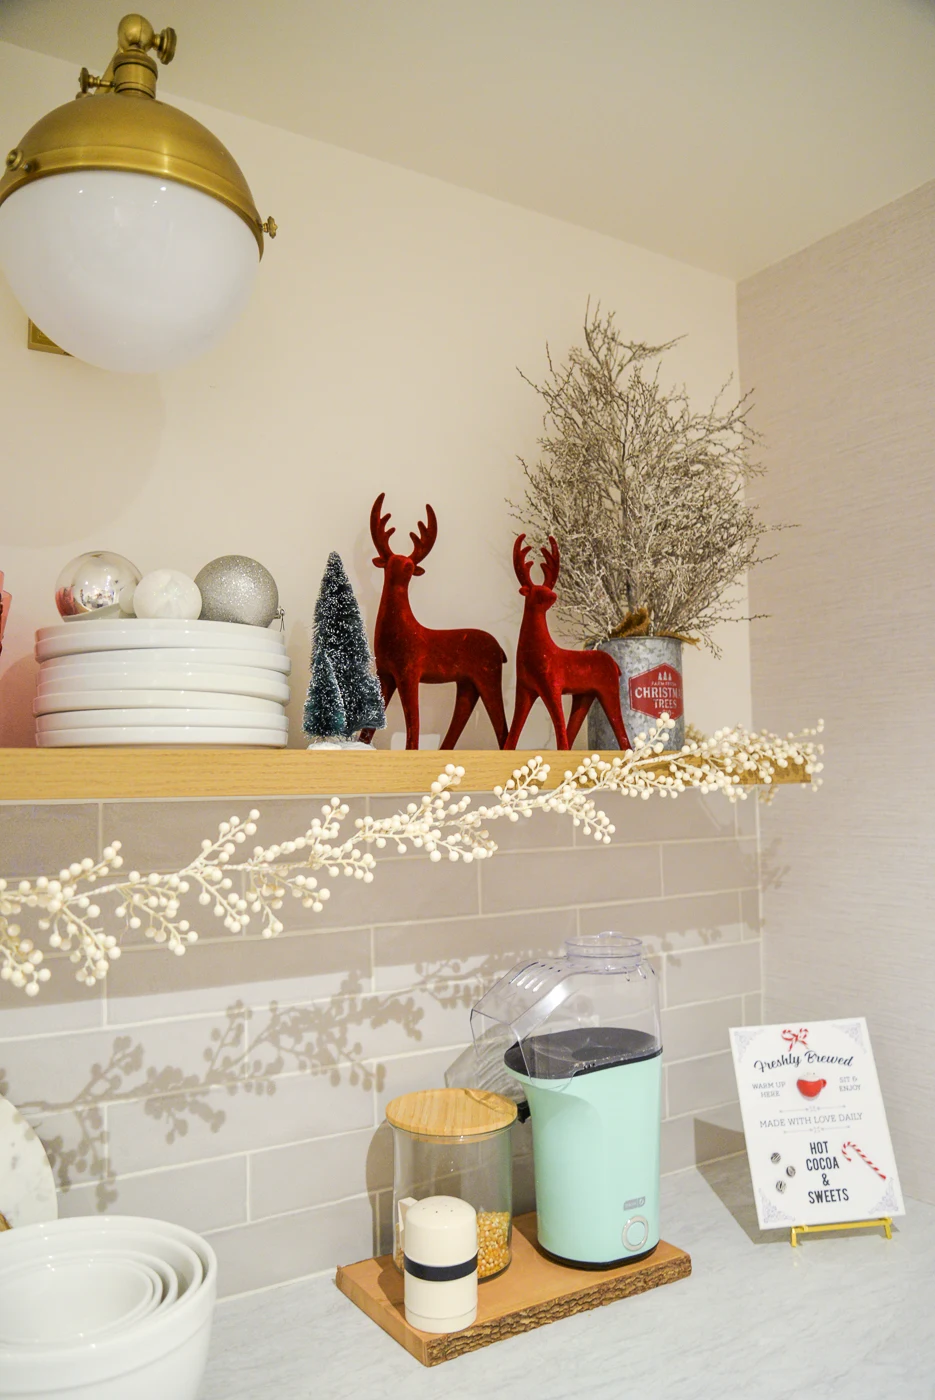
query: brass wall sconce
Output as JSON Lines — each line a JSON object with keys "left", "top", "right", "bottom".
{"left": 0, "top": 14, "right": 277, "bottom": 373}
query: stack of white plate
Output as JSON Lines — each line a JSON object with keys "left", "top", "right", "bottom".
{"left": 34, "top": 618, "right": 291, "bottom": 747}
{"left": 0, "top": 1215, "right": 217, "bottom": 1400}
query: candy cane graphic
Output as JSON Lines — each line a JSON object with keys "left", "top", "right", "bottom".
{"left": 841, "top": 1141, "right": 887, "bottom": 1181}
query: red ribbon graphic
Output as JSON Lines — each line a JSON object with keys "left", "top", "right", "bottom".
{"left": 781, "top": 1027, "right": 809, "bottom": 1049}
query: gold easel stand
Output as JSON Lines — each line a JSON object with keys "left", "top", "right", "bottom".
{"left": 790, "top": 1218, "right": 892, "bottom": 1247}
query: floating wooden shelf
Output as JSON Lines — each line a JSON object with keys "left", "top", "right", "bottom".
{"left": 0, "top": 747, "right": 812, "bottom": 802}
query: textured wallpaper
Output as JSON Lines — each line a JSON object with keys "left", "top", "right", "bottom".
{"left": 739, "top": 178, "right": 935, "bottom": 1205}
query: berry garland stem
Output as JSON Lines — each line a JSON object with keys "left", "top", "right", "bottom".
{"left": 0, "top": 716, "right": 823, "bottom": 997}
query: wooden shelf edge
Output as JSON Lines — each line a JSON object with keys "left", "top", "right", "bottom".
{"left": 0, "top": 748, "right": 813, "bottom": 802}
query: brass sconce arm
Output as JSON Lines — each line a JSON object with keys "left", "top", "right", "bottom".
{"left": 76, "top": 14, "right": 179, "bottom": 101}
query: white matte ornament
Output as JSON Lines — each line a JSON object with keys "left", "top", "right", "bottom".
{"left": 132, "top": 570, "right": 202, "bottom": 620}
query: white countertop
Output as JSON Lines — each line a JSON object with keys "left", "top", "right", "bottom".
{"left": 202, "top": 1158, "right": 934, "bottom": 1400}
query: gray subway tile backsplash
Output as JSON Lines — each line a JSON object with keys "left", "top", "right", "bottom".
{"left": 0, "top": 803, "right": 100, "bottom": 877}
{"left": 0, "top": 791, "right": 761, "bottom": 1297}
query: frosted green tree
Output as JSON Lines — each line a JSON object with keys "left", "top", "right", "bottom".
{"left": 303, "top": 553, "right": 385, "bottom": 742}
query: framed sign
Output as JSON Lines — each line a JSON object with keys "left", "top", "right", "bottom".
{"left": 729, "top": 1018, "right": 904, "bottom": 1231}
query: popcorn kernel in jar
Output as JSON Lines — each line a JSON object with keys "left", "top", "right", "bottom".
{"left": 476, "top": 1210, "right": 511, "bottom": 1278}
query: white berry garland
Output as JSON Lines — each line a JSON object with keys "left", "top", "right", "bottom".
{"left": 0, "top": 717, "right": 822, "bottom": 998}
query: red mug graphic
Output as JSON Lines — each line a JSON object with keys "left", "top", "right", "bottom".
{"left": 796, "top": 1076, "right": 827, "bottom": 1099}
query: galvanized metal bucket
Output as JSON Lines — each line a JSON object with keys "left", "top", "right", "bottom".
{"left": 587, "top": 636, "right": 684, "bottom": 751}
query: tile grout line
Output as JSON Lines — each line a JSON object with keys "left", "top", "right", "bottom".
{"left": 0, "top": 944, "right": 760, "bottom": 1043}
{"left": 204, "top": 1187, "right": 376, "bottom": 1235}
{"left": 56, "top": 1089, "right": 743, "bottom": 1207}
{"left": 26, "top": 1042, "right": 740, "bottom": 1120}
{"left": 76, "top": 880, "right": 760, "bottom": 950}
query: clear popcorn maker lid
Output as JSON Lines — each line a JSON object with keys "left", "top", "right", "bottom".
{"left": 468, "top": 934, "right": 662, "bottom": 1089}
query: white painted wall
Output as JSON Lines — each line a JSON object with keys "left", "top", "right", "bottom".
{"left": 740, "top": 180, "right": 935, "bottom": 1204}
{"left": 0, "top": 41, "right": 750, "bottom": 749}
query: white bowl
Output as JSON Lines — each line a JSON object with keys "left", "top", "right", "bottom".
{"left": 0, "top": 1217, "right": 215, "bottom": 1400}
{"left": 36, "top": 618, "right": 285, "bottom": 653}
{"left": 0, "top": 1256, "right": 159, "bottom": 1346}
{"left": 0, "top": 1221, "right": 203, "bottom": 1306}
{"left": 34, "top": 689, "right": 285, "bottom": 716}
{"left": 36, "top": 668, "right": 291, "bottom": 703}
{"left": 36, "top": 709, "right": 289, "bottom": 733}
{"left": 36, "top": 642, "right": 291, "bottom": 673}
{"left": 37, "top": 724, "right": 289, "bottom": 747}
{"left": 0, "top": 1247, "right": 179, "bottom": 1350}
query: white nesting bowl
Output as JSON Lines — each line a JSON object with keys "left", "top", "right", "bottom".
{"left": 0, "top": 1217, "right": 215, "bottom": 1400}
{"left": 0, "top": 1247, "right": 180, "bottom": 1351}
{"left": 0, "top": 1255, "right": 160, "bottom": 1346}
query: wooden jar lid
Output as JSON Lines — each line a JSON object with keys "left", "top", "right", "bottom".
{"left": 385, "top": 1088, "right": 517, "bottom": 1138}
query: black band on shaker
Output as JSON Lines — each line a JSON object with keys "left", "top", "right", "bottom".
{"left": 403, "top": 1253, "right": 478, "bottom": 1282}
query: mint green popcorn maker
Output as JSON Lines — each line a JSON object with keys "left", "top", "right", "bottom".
{"left": 470, "top": 934, "right": 662, "bottom": 1268}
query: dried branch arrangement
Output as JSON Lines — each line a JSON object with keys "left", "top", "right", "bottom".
{"left": 0, "top": 717, "right": 822, "bottom": 998}
{"left": 513, "top": 306, "right": 779, "bottom": 652}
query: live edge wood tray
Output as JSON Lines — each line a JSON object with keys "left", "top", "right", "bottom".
{"left": 335, "top": 1212, "right": 691, "bottom": 1366}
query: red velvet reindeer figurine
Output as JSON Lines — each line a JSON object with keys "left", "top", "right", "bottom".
{"left": 505, "top": 534, "right": 630, "bottom": 751}
{"left": 368, "top": 494, "right": 508, "bottom": 749}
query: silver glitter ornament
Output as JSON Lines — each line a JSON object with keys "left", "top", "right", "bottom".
{"left": 55, "top": 551, "right": 142, "bottom": 618}
{"left": 195, "top": 555, "right": 279, "bottom": 627}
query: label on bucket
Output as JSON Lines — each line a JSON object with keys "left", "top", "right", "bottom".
{"left": 628, "top": 665, "right": 684, "bottom": 720}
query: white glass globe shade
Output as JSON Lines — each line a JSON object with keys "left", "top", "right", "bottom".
{"left": 0, "top": 170, "right": 258, "bottom": 373}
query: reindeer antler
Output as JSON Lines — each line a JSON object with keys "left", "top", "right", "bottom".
{"left": 540, "top": 536, "right": 560, "bottom": 589}
{"left": 513, "top": 534, "right": 559, "bottom": 590}
{"left": 370, "top": 493, "right": 396, "bottom": 567}
{"left": 408, "top": 504, "right": 437, "bottom": 576}
{"left": 513, "top": 534, "right": 535, "bottom": 589}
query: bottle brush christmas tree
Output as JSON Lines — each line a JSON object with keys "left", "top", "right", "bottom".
{"left": 304, "top": 552, "right": 385, "bottom": 748}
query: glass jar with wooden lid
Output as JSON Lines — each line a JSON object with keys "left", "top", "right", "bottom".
{"left": 386, "top": 1087, "right": 517, "bottom": 1280}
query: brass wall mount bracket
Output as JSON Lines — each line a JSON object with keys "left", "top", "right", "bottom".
{"left": 91, "top": 15, "right": 179, "bottom": 100}
{"left": 27, "top": 322, "right": 69, "bottom": 356}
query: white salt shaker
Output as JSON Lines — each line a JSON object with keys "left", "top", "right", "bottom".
{"left": 398, "top": 1195, "right": 478, "bottom": 1333}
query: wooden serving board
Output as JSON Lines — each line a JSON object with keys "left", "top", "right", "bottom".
{"left": 335, "top": 1212, "right": 691, "bottom": 1366}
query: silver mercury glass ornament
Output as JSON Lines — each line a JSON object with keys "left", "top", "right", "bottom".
{"left": 194, "top": 555, "right": 280, "bottom": 627}
{"left": 55, "top": 551, "right": 142, "bottom": 618}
